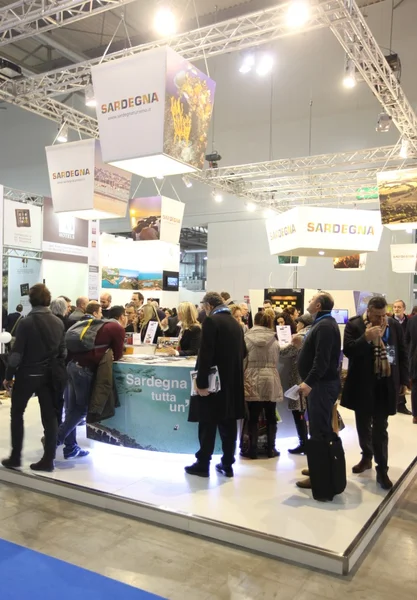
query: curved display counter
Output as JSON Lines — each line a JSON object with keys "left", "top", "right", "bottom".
{"left": 86, "top": 356, "right": 217, "bottom": 454}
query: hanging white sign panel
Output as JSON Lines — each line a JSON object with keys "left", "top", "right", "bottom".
{"left": 92, "top": 46, "right": 216, "bottom": 178}
{"left": 390, "top": 244, "right": 417, "bottom": 273}
{"left": 45, "top": 139, "right": 131, "bottom": 220}
{"left": 129, "top": 196, "right": 184, "bottom": 245}
{"left": 3, "top": 199, "right": 42, "bottom": 250}
{"left": 333, "top": 254, "right": 367, "bottom": 271}
{"left": 266, "top": 206, "right": 383, "bottom": 257}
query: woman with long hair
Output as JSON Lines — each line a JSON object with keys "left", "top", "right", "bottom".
{"left": 163, "top": 302, "right": 201, "bottom": 356}
{"left": 140, "top": 303, "right": 163, "bottom": 343}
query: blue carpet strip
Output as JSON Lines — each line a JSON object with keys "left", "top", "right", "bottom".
{"left": 0, "top": 537, "right": 166, "bottom": 599}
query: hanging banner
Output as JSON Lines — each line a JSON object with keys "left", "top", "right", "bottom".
{"left": 7, "top": 258, "right": 42, "bottom": 315}
{"left": 3, "top": 199, "right": 42, "bottom": 250}
{"left": 390, "top": 244, "right": 417, "bottom": 273}
{"left": 129, "top": 196, "right": 184, "bottom": 244}
{"left": 266, "top": 206, "right": 383, "bottom": 257}
{"left": 333, "top": 254, "right": 367, "bottom": 271}
{"left": 42, "top": 196, "right": 89, "bottom": 263}
{"left": 0, "top": 185, "right": 3, "bottom": 331}
{"left": 378, "top": 168, "right": 417, "bottom": 230}
{"left": 45, "top": 139, "right": 131, "bottom": 220}
{"left": 91, "top": 46, "right": 216, "bottom": 178}
{"left": 88, "top": 220, "right": 100, "bottom": 300}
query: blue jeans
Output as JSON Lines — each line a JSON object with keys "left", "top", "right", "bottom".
{"left": 57, "top": 361, "right": 94, "bottom": 451}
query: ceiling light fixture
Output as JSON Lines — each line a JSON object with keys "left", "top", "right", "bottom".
{"left": 154, "top": 7, "right": 176, "bottom": 37}
{"left": 85, "top": 82, "right": 97, "bottom": 108}
{"left": 239, "top": 54, "right": 255, "bottom": 74}
{"left": 155, "top": 174, "right": 164, "bottom": 180}
{"left": 182, "top": 175, "right": 192, "bottom": 188}
{"left": 56, "top": 122, "right": 68, "bottom": 143}
{"left": 246, "top": 202, "right": 257, "bottom": 212}
{"left": 318, "top": 250, "right": 325, "bottom": 256}
{"left": 343, "top": 59, "right": 357, "bottom": 89}
{"left": 263, "top": 208, "right": 275, "bottom": 218}
{"left": 213, "top": 191, "right": 223, "bottom": 203}
{"left": 286, "top": 0, "right": 311, "bottom": 29}
{"left": 400, "top": 138, "right": 410, "bottom": 159}
{"left": 376, "top": 111, "right": 392, "bottom": 133}
{"left": 256, "top": 53, "right": 274, "bottom": 76}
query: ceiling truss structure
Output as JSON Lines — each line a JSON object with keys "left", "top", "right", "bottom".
{"left": 0, "top": 0, "right": 139, "bottom": 47}
{"left": 0, "top": 0, "right": 415, "bottom": 206}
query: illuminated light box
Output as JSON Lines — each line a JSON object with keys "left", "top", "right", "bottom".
{"left": 378, "top": 168, "right": 417, "bottom": 230}
{"left": 390, "top": 244, "right": 417, "bottom": 273}
{"left": 128, "top": 195, "right": 184, "bottom": 245}
{"left": 333, "top": 254, "right": 367, "bottom": 271}
{"left": 45, "top": 139, "right": 132, "bottom": 220}
{"left": 91, "top": 46, "right": 216, "bottom": 178}
{"left": 265, "top": 206, "right": 383, "bottom": 257}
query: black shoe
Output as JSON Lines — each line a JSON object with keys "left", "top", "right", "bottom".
{"left": 215, "top": 463, "right": 234, "bottom": 478}
{"left": 1, "top": 457, "right": 21, "bottom": 470}
{"left": 30, "top": 459, "right": 54, "bottom": 473}
{"left": 352, "top": 457, "right": 372, "bottom": 474}
{"left": 398, "top": 405, "right": 412, "bottom": 416}
{"left": 288, "top": 444, "right": 306, "bottom": 455}
{"left": 267, "top": 448, "right": 280, "bottom": 458}
{"left": 377, "top": 471, "right": 393, "bottom": 490}
{"left": 184, "top": 462, "right": 209, "bottom": 478}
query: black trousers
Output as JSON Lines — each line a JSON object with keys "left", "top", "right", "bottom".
{"left": 397, "top": 393, "right": 407, "bottom": 409}
{"left": 307, "top": 379, "right": 340, "bottom": 440}
{"left": 355, "top": 383, "right": 389, "bottom": 471}
{"left": 10, "top": 374, "right": 57, "bottom": 461}
{"left": 411, "top": 380, "right": 417, "bottom": 417}
{"left": 247, "top": 401, "right": 276, "bottom": 426}
{"left": 196, "top": 419, "right": 238, "bottom": 467}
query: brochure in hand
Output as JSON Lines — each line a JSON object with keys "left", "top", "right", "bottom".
{"left": 190, "top": 367, "right": 221, "bottom": 396}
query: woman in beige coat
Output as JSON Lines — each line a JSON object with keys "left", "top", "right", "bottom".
{"left": 244, "top": 311, "right": 283, "bottom": 458}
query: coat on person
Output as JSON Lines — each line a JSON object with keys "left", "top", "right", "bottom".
{"left": 88, "top": 349, "right": 117, "bottom": 423}
{"left": 244, "top": 325, "right": 283, "bottom": 402}
{"left": 406, "top": 314, "right": 417, "bottom": 380}
{"left": 342, "top": 315, "right": 408, "bottom": 416}
{"left": 188, "top": 306, "right": 246, "bottom": 424}
{"left": 177, "top": 325, "right": 201, "bottom": 356}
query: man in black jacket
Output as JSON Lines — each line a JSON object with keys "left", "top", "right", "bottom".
{"left": 342, "top": 296, "right": 409, "bottom": 490}
{"left": 185, "top": 292, "right": 246, "bottom": 478}
{"left": 393, "top": 299, "right": 412, "bottom": 415}
{"left": 296, "top": 292, "right": 341, "bottom": 490}
{"left": 2, "top": 284, "right": 66, "bottom": 472}
{"left": 406, "top": 314, "right": 417, "bottom": 425}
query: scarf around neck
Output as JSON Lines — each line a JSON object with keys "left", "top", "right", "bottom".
{"left": 363, "top": 312, "right": 391, "bottom": 378}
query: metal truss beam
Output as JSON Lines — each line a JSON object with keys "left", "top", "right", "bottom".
{"left": 194, "top": 145, "right": 412, "bottom": 182}
{"left": 0, "top": 0, "right": 139, "bottom": 47}
{"left": 4, "top": 186, "right": 44, "bottom": 206}
{"left": 321, "top": 0, "right": 417, "bottom": 150}
{"left": 11, "top": 1, "right": 337, "bottom": 99}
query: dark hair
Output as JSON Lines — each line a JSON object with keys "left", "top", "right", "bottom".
{"left": 263, "top": 300, "right": 272, "bottom": 305}
{"left": 254, "top": 311, "right": 273, "bottom": 328}
{"left": 16, "top": 304, "right": 23, "bottom": 312}
{"left": 316, "top": 292, "right": 334, "bottom": 312}
{"left": 29, "top": 283, "right": 51, "bottom": 307}
{"left": 368, "top": 296, "right": 387, "bottom": 310}
{"left": 202, "top": 291, "right": 224, "bottom": 308}
{"left": 60, "top": 296, "right": 71, "bottom": 303}
{"left": 86, "top": 301, "right": 101, "bottom": 316}
{"left": 220, "top": 291, "right": 231, "bottom": 301}
{"left": 283, "top": 306, "right": 296, "bottom": 317}
{"left": 412, "top": 306, "right": 417, "bottom": 316}
{"left": 276, "top": 311, "right": 297, "bottom": 334}
{"left": 132, "top": 292, "right": 144, "bottom": 302}
{"left": 109, "top": 305, "right": 125, "bottom": 320}
{"left": 172, "top": 308, "right": 178, "bottom": 317}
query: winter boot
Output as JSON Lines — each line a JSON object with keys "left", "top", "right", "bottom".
{"left": 288, "top": 410, "right": 308, "bottom": 455}
{"left": 267, "top": 423, "right": 280, "bottom": 458}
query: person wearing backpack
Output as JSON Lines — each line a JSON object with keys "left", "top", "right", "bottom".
{"left": 57, "top": 301, "right": 125, "bottom": 459}
{"left": 2, "top": 284, "right": 66, "bottom": 472}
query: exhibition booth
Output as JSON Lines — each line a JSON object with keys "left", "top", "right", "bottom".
{"left": 1, "top": 39, "right": 417, "bottom": 579}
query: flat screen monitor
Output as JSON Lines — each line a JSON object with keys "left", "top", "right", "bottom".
{"left": 331, "top": 309, "right": 349, "bottom": 324}
{"left": 162, "top": 270, "right": 179, "bottom": 292}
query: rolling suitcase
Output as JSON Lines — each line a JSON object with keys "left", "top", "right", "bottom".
{"left": 306, "top": 433, "right": 347, "bottom": 501}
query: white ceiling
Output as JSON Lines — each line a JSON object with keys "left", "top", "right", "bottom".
{"left": 0, "top": 0, "right": 416, "bottom": 231}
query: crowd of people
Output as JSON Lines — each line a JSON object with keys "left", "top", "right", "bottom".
{"left": 1, "top": 285, "right": 415, "bottom": 502}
